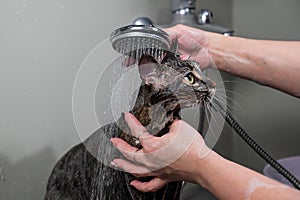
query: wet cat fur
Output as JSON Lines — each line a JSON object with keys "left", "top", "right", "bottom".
{"left": 45, "top": 52, "right": 215, "bottom": 200}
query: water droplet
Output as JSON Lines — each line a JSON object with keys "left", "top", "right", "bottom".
{"left": 60, "top": 5, "right": 64, "bottom": 9}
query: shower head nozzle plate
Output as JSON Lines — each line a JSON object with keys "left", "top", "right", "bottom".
{"left": 110, "top": 25, "right": 171, "bottom": 58}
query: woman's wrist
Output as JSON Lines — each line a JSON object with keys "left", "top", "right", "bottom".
{"left": 204, "top": 31, "right": 236, "bottom": 71}
{"left": 205, "top": 32, "right": 265, "bottom": 83}
{"left": 189, "top": 150, "right": 224, "bottom": 189}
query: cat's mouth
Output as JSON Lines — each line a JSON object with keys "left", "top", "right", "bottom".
{"left": 193, "top": 88, "right": 216, "bottom": 105}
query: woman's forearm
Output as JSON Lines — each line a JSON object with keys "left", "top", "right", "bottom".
{"left": 195, "top": 151, "right": 300, "bottom": 200}
{"left": 206, "top": 32, "right": 300, "bottom": 97}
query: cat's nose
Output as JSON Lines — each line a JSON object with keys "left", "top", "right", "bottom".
{"left": 211, "top": 81, "right": 216, "bottom": 88}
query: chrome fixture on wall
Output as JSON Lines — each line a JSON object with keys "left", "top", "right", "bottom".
{"left": 133, "top": 0, "right": 233, "bottom": 36}
{"left": 171, "top": 0, "right": 233, "bottom": 35}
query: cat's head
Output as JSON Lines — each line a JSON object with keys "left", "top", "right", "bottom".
{"left": 138, "top": 53, "right": 216, "bottom": 109}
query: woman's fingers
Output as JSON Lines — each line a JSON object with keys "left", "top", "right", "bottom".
{"left": 124, "top": 112, "right": 170, "bottom": 145}
{"left": 164, "top": 25, "right": 211, "bottom": 69}
{"left": 124, "top": 113, "right": 151, "bottom": 139}
{"left": 111, "top": 158, "right": 155, "bottom": 175}
{"left": 111, "top": 137, "right": 159, "bottom": 170}
{"left": 130, "top": 178, "right": 168, "bottom": 193}
{"left": 110, "top": 138, "right": 140, "bottom": 161}
{"left": 111, "top": 138, "right": 138, "bottom": 152}
{"left": 124, "top": 113, "right": 160, "bottom": 151}
{"left": 112, "top": 121, "right": 197, "bottom": 171}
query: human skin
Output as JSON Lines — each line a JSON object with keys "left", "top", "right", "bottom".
{"left": 166, "top": 24, "right": 300, "bottom": 97}
{"left": 111, "top": 113, "right": 300, "bottom": 200}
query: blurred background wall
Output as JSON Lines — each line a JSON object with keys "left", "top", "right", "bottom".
{"left": 231, "top": 0, "right": 300, "bottom": 172}
{"left": 0, "top": 0, "right": 299, "bottom": 199}
{"left": 0, "top": 1, "right": 172, "bottom": 199}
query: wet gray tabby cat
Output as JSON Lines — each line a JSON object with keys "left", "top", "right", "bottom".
{"left": 45, "top": 52, "right": 216, "bottom": 200}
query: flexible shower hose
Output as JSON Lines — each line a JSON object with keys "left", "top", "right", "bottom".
{"left": 212, "top": 100, "right": 300, "bottom": 190}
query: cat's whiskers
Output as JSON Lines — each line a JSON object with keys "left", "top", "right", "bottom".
{"left": 214, "top": 98, "right": 232, "bottom": 116}
{"left": 214, "top": 90, "right": 244, "bottom": 112}
{"left": 215, "top": 88, "right": 246, "bottom": 100}
{"left": 213, "top": 95, "right": 235, "bottom": 114}
{"left": 206, "top": 103, "right": 224, "bottom": 133}
{"left": 215, "top": 94, "right": 245, "bottom": 114}
{"left": 203, "top": 103, "right": 221, "bottom": 140}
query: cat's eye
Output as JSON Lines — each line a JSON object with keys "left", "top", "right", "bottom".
{"left": 184, "top": 73, "right": 196, "bottom": 84}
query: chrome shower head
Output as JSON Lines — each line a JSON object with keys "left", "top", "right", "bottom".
{"left": 110, "top": 25, "right": 171, "bottom": 60}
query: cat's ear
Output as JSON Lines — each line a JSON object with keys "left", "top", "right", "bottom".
{"left": 161, "top": 38, "right": 179, "bottom": 63}
{"left": 161, "top": 51, "right": 177, "bottom": 63}
{"left": 138, "top": 54, "right": 160, "bottom": 86}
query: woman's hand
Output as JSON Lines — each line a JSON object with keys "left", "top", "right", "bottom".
{"left": 111, "top": 112, "right": 211, "bottom": 192}
{"left": 111, "top": 113, "right": 300, "bottom": 200}
{"left": 164, "top": 24, "right": 214, "bottom": 69}
{"left": 123, "top": 24, "right": 215, "bottom": 69}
